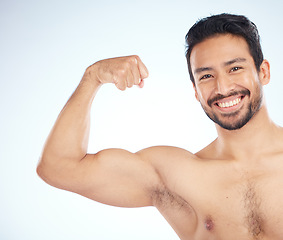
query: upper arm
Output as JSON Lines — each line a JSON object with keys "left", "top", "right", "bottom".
{"left": 38, "top": 148, "right": 163, "bottom": 207}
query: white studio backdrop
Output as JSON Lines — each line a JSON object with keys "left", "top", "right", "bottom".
{"left": 1, "top": 0, "right": 283, "bottom": 239}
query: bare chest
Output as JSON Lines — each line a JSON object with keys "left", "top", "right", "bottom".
{"left": 155, "top": 163, "right": 283, "bottom": 240}
{"left": 194, "top": 176, "right": 283, "bottom": 239}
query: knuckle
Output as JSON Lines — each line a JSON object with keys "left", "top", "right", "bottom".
{"left": 117, "top": 68, "right": 127, "bottom": 77}
{"left": 131, "top": 55, "right": 139, "bottom": 61}
{"left": 127, "top": 55, "right": 138, "bottom": 65}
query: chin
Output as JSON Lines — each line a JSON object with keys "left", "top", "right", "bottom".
{"left": 208, "top": 108, "right": 254, "bottom": 131}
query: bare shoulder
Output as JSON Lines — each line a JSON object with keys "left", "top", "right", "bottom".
{"left": 137, "top": 145, "right": 194, "bottom": 155}
{"left": 137, "top": 145, "right": 196, "bottom": 165}
{"left": 194, "top": 140, "right": 217, "bottom": 160}
{"left": 136, "top": 146, "right": 199, "bottom": 182}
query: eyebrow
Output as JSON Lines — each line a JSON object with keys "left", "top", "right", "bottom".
{"left": 194, "top": 67, "right": 213, "bottom": 75}
{"left": 223, "top": 57, "right": 247, "bottom": 66}
{"left": 193, "top": 57, "right": 247, "bottom": 75}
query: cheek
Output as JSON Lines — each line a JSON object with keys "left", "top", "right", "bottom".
{"left": 195, "top": 86, "right": 208, "bottom": 103}
{"left": 241, "top": 71, "right": 260, "bottom": 88}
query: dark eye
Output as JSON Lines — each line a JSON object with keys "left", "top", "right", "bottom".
{"left": 200, "top": 74, "right": 213, "bottom": 80}
{"left": 230, "top": 66, "right": 243, "bottom": 72}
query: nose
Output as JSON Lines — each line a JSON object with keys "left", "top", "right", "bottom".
{"left": 215, "top": 73, "right": 234, "bottom": 96}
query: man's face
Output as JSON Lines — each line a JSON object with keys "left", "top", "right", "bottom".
{"left": 190, "top": 34, "right": 269, "bottom": 130}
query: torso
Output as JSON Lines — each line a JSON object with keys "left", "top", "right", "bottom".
{"left": 151, "top": 143, "right": 283, "bottom": 240}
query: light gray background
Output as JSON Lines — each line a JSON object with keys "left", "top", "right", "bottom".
{"left": 1, "top": 0, "right": 283, "bottom": 239}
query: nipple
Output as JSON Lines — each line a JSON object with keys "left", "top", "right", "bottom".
{"left": 205, "top": 218, "right": 214, "bottom": 231}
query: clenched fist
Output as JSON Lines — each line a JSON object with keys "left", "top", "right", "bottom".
{"left": 85, "top": 55, "right": 149, "bottom": 91}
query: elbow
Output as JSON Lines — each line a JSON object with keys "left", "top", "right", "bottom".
{"left": 36, "top": 156, "right": 61, "bottom": 187}
{"left": 36, "top": 155, "right": 75, "bottom": 190}
{"left": 36, "top": 158, "right": 46, "bottom": 179}
{"left": 36, "top": 157, "right": 52, "bottom": 184}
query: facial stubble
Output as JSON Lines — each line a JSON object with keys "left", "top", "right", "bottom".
{"left": 200, "top": 84, "right": 263, "bottom": 130}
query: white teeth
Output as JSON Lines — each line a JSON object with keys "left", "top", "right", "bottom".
{"left": 218, "top": 97, "right": 241, "bottom": 108}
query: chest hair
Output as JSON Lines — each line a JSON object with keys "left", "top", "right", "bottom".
{"left": 242, "top": 181, "right": 264, "bottom": 238}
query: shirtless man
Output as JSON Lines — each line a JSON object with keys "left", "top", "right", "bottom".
{"left": 37, "top": 13, "right": 283, "bottom": 239}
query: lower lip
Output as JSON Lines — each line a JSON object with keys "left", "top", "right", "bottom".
{"left": 214, "top": 96, "right": 245, "bottom": 113}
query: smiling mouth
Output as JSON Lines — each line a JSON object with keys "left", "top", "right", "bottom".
{"left": 207, "top": 90, "right": 250, "bottom": 111}
{"left": 216, "top": 97, "right": 242, "bottom": 108}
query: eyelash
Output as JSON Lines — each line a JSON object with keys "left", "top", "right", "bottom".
{"left": 230, "top": 66, "right": 243, "bottom": 72}
{"left": 200, "top": 74, "right": 213, "bottom": 80}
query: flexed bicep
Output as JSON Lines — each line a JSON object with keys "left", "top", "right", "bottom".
{"left": 49, "top": 148, "right": 162, "bottom": 208}
{"left": 37, "top": 55, "right": 153, "bottom": 207}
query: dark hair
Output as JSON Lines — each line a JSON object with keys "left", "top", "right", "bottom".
{"left": 185, "top": 13, "right": 264, "bottom": 85}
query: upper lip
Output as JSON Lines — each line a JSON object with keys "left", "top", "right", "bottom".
{"left": 215, "top": 95, "right": 242, "bottom": 106}
{"left": 208, "top": 90, "right": 250, "bottom": 107}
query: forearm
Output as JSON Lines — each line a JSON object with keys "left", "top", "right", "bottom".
{"left": 41, "top": 69, "right": 101, "bottom": 163}
{"left": 37, "top": 55, "right": 148, "bottom": 181}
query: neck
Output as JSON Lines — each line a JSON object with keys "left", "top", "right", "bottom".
{"left": 214, "top": 103, "right": 279, "bottom": 160}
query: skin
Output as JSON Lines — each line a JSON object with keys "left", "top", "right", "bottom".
{"left": 37, "top": 34, "right": 283, "bottom": 239}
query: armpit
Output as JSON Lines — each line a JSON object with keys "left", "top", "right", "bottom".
{"left": 151, "top": 186, "right": 192, "bottom": 211}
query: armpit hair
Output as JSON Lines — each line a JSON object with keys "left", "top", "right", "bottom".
{"left": 151, "top": 186, "right": 191, "bottom": 210}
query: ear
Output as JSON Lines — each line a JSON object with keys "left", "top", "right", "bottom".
{"left": 193, "top": 83, "right": 200, "bottom": 102}
{"left": 259, "top": 59, "right": 270, "bottom": 85}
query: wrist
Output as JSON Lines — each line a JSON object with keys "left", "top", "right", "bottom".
{"left": 83, "top": 63, "right": 102, "bottom": 86}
